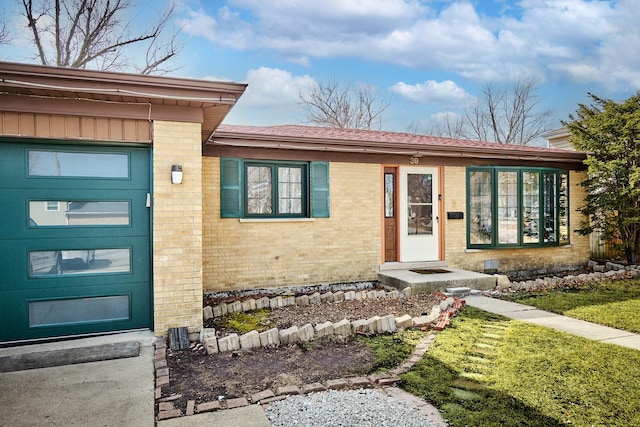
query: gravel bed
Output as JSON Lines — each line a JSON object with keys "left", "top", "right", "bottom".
{"left": 265, "top": 389, "right": 448, "bottom": 427}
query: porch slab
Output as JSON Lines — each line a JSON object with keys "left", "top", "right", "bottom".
{"left": 378, "top": 267, "right": 496, "bottom": 294}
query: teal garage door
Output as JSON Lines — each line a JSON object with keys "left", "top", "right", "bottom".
{"left": 0, "top": 141, "right": 152, "bottom": 343}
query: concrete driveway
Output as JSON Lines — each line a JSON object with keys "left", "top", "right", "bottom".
{"left": 0, "top": 332, "right": 155, "bottom": 427}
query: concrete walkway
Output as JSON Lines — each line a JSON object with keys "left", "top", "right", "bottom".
{"left": 465, "top": 295, "right": 640, "bottom": 350}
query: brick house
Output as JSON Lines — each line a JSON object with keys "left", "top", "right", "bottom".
{"left": 0, "top": 62, "right": 589, "bottom": 343}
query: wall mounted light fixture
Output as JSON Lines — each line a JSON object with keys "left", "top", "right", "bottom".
{"left": 171, "top": 165, "right": 183, "bottom": 184}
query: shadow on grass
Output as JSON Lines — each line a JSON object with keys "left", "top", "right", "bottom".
{"left": 400, "top": 308, "right": 563, "bottom": 427}
{"left": 401, "top": 354, "right": 563, "bottom": 427}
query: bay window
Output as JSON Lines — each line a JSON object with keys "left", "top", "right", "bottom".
{"left": 467, "top": 167, "right": 569, "bottom": 248}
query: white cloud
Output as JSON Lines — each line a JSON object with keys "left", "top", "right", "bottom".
{"left": 389, "top": 80, "right": 475, "bottom": 107}
{"left": 182, "top": 0, "right": 640, "bottom": 91}
{"left": 224, "top": 67, "right": 316, "bottom": 125}
{"left": 239, "top": 66, "right": 316, "bottom": 108}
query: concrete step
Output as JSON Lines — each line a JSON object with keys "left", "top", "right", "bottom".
{"left": 378, "top": 268, "right": 496, "bottom": 294}
{"left": 379, "top": 261, "right": 448, "bottom": 272}
{"left": 446, "top": 286, "right": 471, "bottom": 297}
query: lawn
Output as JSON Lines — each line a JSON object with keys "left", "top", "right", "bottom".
{"left": 399, "top": 307, "right": 640, "bottom": 427}
{"left": 500, "top": 279, "right": 640, "bottom": 333}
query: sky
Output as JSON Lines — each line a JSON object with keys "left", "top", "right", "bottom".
{"left": 1, "top": 0, "right": 639, "bottom": 143}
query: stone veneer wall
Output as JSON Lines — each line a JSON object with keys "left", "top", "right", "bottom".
{"left": 443, "top": 167, "right": 591, "bottom": 273}
{"left": 153, "top": 120, "right": 204, "bottom": 335}
{"left": 202, "top": 158, "right": 382, "bottom": 291}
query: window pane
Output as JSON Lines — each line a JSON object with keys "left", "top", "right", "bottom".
{"left": 45, "top": 201, "right": 60, "bottom": 211}
{"left": 29, "top": 201, "right": 130, "bottom": 226}
{"left": 469, "top": 171, "right": 492, "bottom": 244}
{"left": 558, "top": 173, "right": 569, "bottom": 244}
{"left": 28, "top": 151, "right": 129, "bottom": 178}
{"left": 497, "top": 171, "right": 518, "bottom": 244}
{"left": 29, "top": 296, "right": 129, "bottom": 327}
{"left": 247, "top": 166, "right": 272, "bottom": 214}
{"left": 544, "top": 173, "right": 557, "bottom": 243}
{"left": 522, "top": 172, "right": 540, "bottom": 244}
{"left": 407, "top": 174, "right": 433, "bottom": 235}
{"left": 30, "top": 248, "right": 131, "bottom": 276}
{"left": 385, "top": 173, "right": 394, "bottom": 218}
{"left": 278, "top": 167, "right": 302, "bottom": 214}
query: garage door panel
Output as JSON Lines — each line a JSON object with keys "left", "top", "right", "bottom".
{"left": 1, "top": 142, "right": 150, "bottom": 189}
{"left": 1, "top": 282, "right": 151, "bottom": 342}
{"left": 1, "top": 190, "right": 149, "bottom": 239}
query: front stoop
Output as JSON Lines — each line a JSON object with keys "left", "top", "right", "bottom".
{"left": 378, "top": 266, "right": 496, "bottom": 294}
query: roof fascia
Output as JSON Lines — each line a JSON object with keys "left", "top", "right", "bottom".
{"left": 209, "top": 131, "right": 587, "bottom": 165}
{"left": 0, "top": 61, "right": 247, "bottom": 102}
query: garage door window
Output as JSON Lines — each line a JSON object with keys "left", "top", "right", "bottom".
{"left": 29, "top": 248, "right": 131, "bottom": 276}
{"left": 28, "top": 150, "right": 129, "bottom": 178}
{"left": 29, "top": 201, "right": 130, "bottom": 226}
{"left": 29, "top": 296, "right": 130, "bottom": 327}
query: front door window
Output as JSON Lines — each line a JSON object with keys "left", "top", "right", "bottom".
{"left": 407, "top": 174, "right": 433, "bottom": 235}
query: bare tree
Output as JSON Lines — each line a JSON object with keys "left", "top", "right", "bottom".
{"left": 299, "top": 79, "right": 389, "bottom": 130}
{"left": 408, "top": 113, "right": 466, "bottom": 139}
{"left": 20, "top": 0, "right": 182, "bottom": 74}
{"left": 0, "top": 11, "right": 8, "bottom": 45}
{"left": 419, "top": 77, "right": 553, "bottom": 145}
{"left": 465, "top": 77, "right": 553, "bottom": 145}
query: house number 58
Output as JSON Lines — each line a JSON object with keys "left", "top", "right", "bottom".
{"left": 410, "top": 156, "right": 420, "bottom": 165}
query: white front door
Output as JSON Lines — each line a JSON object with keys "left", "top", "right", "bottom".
{"left": 399, "top": 167, "right": 439, "bottom": 262}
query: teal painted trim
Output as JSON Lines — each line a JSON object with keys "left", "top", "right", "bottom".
{"left": 466, "top": 166, "right": 568, "bottom": 250}
{"left": 311, "top": 162, "right": 330, "bottom": 218}
{"left": 220, "top": 158, "right": 242, "bottom": 218}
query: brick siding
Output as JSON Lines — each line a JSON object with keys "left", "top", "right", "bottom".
{"left": 203, "top": 158, "right": 381, "bottom": 291}
{"left": 152, "top": 121, "right": 204, "bottom": 334}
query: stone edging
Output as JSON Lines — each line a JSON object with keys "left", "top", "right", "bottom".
{"left": 198, "top": 292, "right": 463, "bottom": 355}
{"left": 493, "top": 262, "right": 640, "bottom": 294}
{"left": 154, "top": 294, "right": 467, "bottom": 422}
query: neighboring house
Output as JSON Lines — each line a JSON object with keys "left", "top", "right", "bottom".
{"left": 543, "top": 127, "right": 572, "bottom": 150}
{"left": 543, "top": 126, "right": 620, "bottom": 260}
{"left": 0, "top": 62, "right": 590, "bottom": 344}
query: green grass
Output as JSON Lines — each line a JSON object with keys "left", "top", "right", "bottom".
{"left": 399, "top": 307, "right": 640, "bottom": 427}
{"left": 357, "top": 329, "right": 426, "bottom": 371}
{"left": 213, "top": 309, "right": 275, "bottom": 333}
{"left": 501, "top": 279, "right": 640, "bottom": 333}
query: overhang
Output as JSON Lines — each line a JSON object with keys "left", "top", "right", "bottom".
{"left": 0, "top": 62, "right": 247, "bottom": 143}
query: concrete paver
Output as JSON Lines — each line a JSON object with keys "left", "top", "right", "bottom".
{"left": 465, "top": 295, "right": 640, "bottom": 350}
{"left": 157, "top": 405, "right": 272, "bottom": 427}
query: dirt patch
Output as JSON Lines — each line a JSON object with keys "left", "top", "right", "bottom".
{"left": 165, "top": 293, "right": 441, "bottom": 409}
{"left": 167, "top": 337, "right": 374, "bottom": 406}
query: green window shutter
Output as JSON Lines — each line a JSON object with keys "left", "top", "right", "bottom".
{"left": 220, "top": 158, "right": 242, "bottom": 218}
{"left": 311, "top": 162, "right": 330, "bottom": 218}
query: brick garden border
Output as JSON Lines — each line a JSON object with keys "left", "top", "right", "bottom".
{"left": 154, "top": 291, "right": 467, "bottom": 421}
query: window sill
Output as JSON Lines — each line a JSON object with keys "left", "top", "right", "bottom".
{"left": 239, "top": 218, "right": 316, "bottom": 223}
{"left": 465, "top": 244, "right": 572, "bottom": 252}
